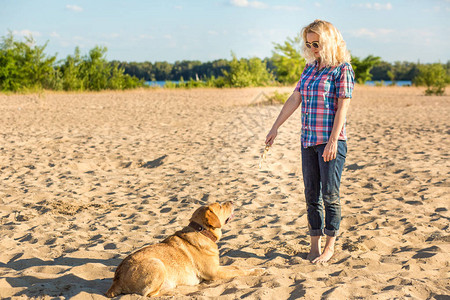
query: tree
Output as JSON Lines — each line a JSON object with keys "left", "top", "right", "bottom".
{"left": 0, "top": 33, "right": 143, "bottom": 92}
{"left": 171, "top": 60, "right": 203, "bottom": 81}
{"left": 81, "top": 46, "right": 111, "bottom": 90}
{"left": 57, "top": 46, "right": 142, "bottom": 91}
{"left": 153, "top": 61, "right": 173, "bottom": 80}
{"left": 413, "top": 63, "right": 449, "bottom": 95}
{"left": 271, "top": 35, "right": 305, "bottom": 84}
{"left": 0, "top": 32, "right": 56, "bottom": 91}
{"left": 0, "top": 33, "right": 20, "bottom": 91}
{"left": 351, "top": 55, "right": 381, "bottom": 84}
{"left": 387, "top": 70, "right": 395, "bottom": 85}
{"left": 222, "top": 52, "right": 274, "bottom": 87}
{"left": 58, "top": 47, "right": 84, "bottom": 91}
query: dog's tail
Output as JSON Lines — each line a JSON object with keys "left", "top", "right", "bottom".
{"left": 105, "top": 282, "right": 122, "bottom": 298}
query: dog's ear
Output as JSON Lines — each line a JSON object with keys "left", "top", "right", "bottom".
{"left": 205, "top": 208, "right": 221, "bottom": 228}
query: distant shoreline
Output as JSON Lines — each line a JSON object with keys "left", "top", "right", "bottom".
{"left": 364, "top": 80, "right": 412, "bottom": 87}
{"left": 145, "top": 80, "right": 413, "bottom": 88}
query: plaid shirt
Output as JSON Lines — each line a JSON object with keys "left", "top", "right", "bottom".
{"left": 295, "top": 61, "right": 355, "bottom": 148}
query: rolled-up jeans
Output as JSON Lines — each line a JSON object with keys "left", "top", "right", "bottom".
{"left": 301, "top": 141, "right": 347, "bottom": 237}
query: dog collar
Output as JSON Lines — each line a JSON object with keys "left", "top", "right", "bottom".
{"left": 188, "top": 221, "right": 217, "bottom": 243}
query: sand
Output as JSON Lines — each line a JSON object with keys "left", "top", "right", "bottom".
{"left": 0, "top": 86, "right": 448, "bottom": 299}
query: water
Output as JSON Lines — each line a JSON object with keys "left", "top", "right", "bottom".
{"left": 145, "top": 81, "right": 180, "bottom": 87}
{"left": 365, "top": 80, "right": 412, "bottom": 86}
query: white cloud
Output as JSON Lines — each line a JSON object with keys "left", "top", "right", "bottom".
{"left": 66, "top": 4, "right": 83, "bottom": 12}
{"left": 244, "top": 29, "right": 264, "bottom": 38}
{"left": 353, "top": 2, "right": 392, "bottom": 11}
{"left": 230, "top": 0, "right": 306, "bottom": 10}
{"left": 50, "top": 32, "right": 60, "bottom": 38}
{"left": 60, "top": 36, "right": 87, "bottom": 49}
{"left": 13, "top": 29, "right": 41, "bottom": 37}
{"left": 350, "top": 28, "right": 394, "bottom": 39}
{"left": 241, "top": 28, "right": 286, "bottom": 45}
{"left": 59, "top": 41, "right": 71, "bottom": 48}
{"left": 249, "top": 1, "right": 267, "bottom": 9}
{"left": 374, "top": 3, "right": 392, "bottom": 10}
{"left": 139, "top": 34, "right": 154, "bottom": 40}
{"left": 230, "top": 0, "right": 249, "bottom": 7}
{"left": 230, "top": 0, "right": 268, "bottom": 9}
{"left": 433, "top": 4, "right": 450, "bottom": 12}
{"left": 352, "top": 28, "right": 376, "bottom": 38}
{"left": 103, "top": 33, "right": 120, "bottom": 39}
{"left": 208, "top": 30, "right": 219, "bottom": 36}
{"left": 273, "top": 5, "right": 303, "bottom": 11}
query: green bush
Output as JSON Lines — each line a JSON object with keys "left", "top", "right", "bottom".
{"left": 0, "top": 33, "right": 143, "bottom": 92}
{"left": 386, "top": 70, "right": 397, "bottom": 86}
{"left": 271, "top": 36, "right": 305, "bottom": 84}
{"left": 413, "top": 63, "right": 449, "bottom": 96}
{"left": 0, "top": 32, "right": 56, "bottom": 92}
{"left": 222, "top": 52, "right": 275, "bottom": 87}
{"left": 171, "top": 77, "right": 207, "bottom": 88}
{"left": 206, "top": 75, "right": 226, "bottom": 88}
{"left": 58, "top": 47, "right": 84, "bottom": 91}
{"left": 267, "top": 90, "right": 289, "bottom": 104}
{"left": 351, "top": 55, "right": 381, "bottom": 84}
{"left": 163, "top": 81, "right": 178, "bottom": 88}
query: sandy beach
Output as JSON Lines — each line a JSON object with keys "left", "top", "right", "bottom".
{"left": 0, "top": 86, "right": 449, "bottom": 299}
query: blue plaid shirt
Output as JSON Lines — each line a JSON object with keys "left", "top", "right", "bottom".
{"left": 294, "top": 61, "right": 355, "bottom": 147}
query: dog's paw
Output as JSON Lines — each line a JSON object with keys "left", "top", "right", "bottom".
{"left": 249, "top": 267, "right": 266, "bottom": 276}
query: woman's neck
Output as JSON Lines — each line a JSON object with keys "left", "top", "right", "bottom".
{"left": 316, "top": 59, "right": 325, "bottom": 70}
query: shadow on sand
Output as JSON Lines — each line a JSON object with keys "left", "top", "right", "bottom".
{"left": 1, "top": 255, "right": 121, "bottom": 298}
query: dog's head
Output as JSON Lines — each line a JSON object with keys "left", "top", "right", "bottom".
{"left": 190, "top": 201, "right": 234, "bottom": 230}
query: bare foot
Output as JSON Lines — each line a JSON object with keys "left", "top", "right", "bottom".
{"left": 311, "top": 247, "right": 334, "bottom": 264}
{"left": 311, "top": 235, "right": 336, "bottom": 264}
{"left": 307, "top": 251, "right": 321, "bottom": 261}
{"left": 308, "top": 235, "right": 322, "bottom": 261}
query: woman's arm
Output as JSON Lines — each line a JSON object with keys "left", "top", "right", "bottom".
{"left": 322, "top": 97, "right": 351, "bottom": 162}
{"left": 265, "top": 91, "right": 301, "bottom": 145}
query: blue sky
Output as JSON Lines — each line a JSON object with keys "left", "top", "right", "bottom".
{"left": 1, "top": 0, "right": 449, "bottom": 63}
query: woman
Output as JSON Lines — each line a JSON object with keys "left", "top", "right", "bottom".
{"left": 265, "top": 19, "right": 355, "bottom": 264}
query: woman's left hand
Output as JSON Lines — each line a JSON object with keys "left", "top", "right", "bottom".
{"left": 322, "top": 139, "right": 338, "bottom": 162}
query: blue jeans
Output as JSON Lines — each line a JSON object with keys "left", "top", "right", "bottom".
{"left": 301, "top": 141, "right": 347, "bottom": 237}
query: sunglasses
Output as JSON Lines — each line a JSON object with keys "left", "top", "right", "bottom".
{"left": 305, "top": 41, "right": 320, "bottom": 49}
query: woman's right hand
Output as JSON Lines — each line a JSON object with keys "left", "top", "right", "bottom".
{"left": 265, "top": 127, "right": 278, "bottom": 146}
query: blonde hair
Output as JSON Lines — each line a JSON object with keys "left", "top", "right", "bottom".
{"left": 301, "top": 19, "right": 351, "bottom": 67}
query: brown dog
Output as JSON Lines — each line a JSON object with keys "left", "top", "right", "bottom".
{"left": 105, "top": 201, "right": 264, "bottom": 297}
